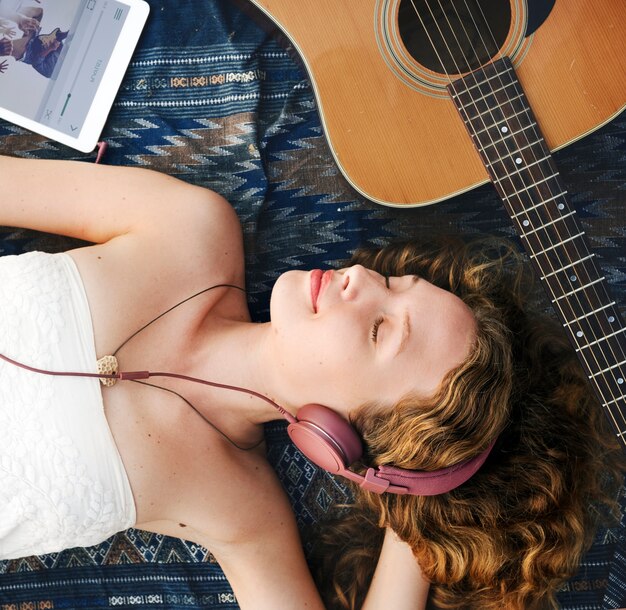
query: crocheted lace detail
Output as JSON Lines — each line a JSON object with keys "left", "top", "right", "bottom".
{"left": 0, "top": 252, "right": 132, "bottom": 558}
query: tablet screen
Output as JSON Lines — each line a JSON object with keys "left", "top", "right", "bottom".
{"left": 0, "top": 0, "right": 148, "bottom": 150}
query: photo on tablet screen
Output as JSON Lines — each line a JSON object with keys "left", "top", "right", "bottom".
{"left": 0, "top": 0, "right": 148, "bottom": 150}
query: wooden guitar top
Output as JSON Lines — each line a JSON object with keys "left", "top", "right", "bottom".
{"left": 249, "top": 0, "right": 626, "bottom": 206}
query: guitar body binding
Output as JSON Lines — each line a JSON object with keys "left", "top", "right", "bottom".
{"left": 247, "top": 0, "right": 625, "bottom": 206}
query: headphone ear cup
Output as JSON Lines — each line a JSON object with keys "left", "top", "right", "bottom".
{"left": 287, "top": 403, "right": 363, "bottom": 473}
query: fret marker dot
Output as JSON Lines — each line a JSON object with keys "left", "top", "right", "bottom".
{"left": 522, "top": 220, "right": 530, "bottom": 227}
{"left": 570, "top": 275, "right": 577, "bottom": 282}
{"left": 576, "top": 331, "right": 583, "bottom": 337}
{"left": 608, "top": 316, "right": 616, "bottom": 323}
{"left": 557, "top": 203, "right": 565, "bottom": 210}
{"left": 501, "top": 126, "right": 508, "bottom": 133}
{"left": 618, "top": 378, "right": 624, "bottom": 385}
{"left": 515, "top": 157, "right": 522, "bottom": 165}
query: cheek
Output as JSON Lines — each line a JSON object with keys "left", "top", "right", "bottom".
{"left": 303, "top": 324, "right": 366, "bottom": 399}
{"left": 275, "top": 318, "right": 362, "bottom": 391}
{"left": 280, "top": 324, "right": 351, "bottom": 370}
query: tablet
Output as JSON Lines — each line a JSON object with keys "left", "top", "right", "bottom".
{"left": 0, "top": 0, "right": 149, "bottom": 152}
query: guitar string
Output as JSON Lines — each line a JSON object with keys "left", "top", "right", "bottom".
{"left": 444, "top": 0, "right": 626, "bottom": 434}
{"left": 450, "top": 0, "right": 626, "bottom": 432}
{"left": 442, "top": 0, "right": 626, "bottom": 435}
{"left": 406, "top": 1, "right": 626, "bottom": 436}
{"left": 404, "top": 0, "right": 626, "bottom": 435}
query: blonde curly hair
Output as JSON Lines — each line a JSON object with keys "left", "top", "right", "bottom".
{"left": 308, "top": 236, "right": 624, "bottom": 610}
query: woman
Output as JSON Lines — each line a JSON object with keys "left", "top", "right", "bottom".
{"left": 0, "top": 4, "right": 67, "bottom": 77}
{"left": 311, "top": 238, "right": 625, "bottom": 609}
{"left": 0, "top": 154, "right": 621, "bottom": 609}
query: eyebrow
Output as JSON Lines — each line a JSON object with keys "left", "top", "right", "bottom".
{"left": 395, "top": 309, "right": 411, "bottom": 357}
{"left": 393, "top": 276, "right": 418, "bottom": 356}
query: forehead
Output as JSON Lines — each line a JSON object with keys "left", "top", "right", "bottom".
{"left": 396, "top": 278, "right": 476, "bottom": 398}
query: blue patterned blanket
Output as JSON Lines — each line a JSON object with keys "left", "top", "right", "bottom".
{"left": 0, "top": 1, "right": 625, "bottom": 608}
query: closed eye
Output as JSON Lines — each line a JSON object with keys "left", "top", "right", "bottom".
{"left": 371, "top": 316, "right": 384, "bottom": 343}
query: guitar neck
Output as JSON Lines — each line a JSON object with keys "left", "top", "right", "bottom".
{"left": 447, "top": 58, "right": 626, "bottom": 447}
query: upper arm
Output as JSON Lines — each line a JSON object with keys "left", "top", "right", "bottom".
{"left": 210, "top": 508, "right": 326, "bottom": 610}
{"left": 1, "top": 155, "right": 244, "bottom": 350}
{"left": 148, "top": 516, "right": 325, "bottom": 610}
{"left": 0, "top": 154, "right": 217, "bottom": 244}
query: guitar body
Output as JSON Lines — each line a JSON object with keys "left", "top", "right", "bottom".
{"left": 248, "top": 0, "right": 626, "bottom": 206}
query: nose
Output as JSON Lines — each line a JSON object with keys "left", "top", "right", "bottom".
{"left": 340, "top": 265, "right": 385, "bottom": 302}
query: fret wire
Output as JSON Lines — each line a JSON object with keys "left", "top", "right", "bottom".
{"left": 477, "top": 123, "right": 539, "bottom": 152}
{"left": 449, "top": 63, "right": 515, "bottom": 97}
{"left": 541, "top": 254, "right": 595, "bottom": 280}
{"left": 562, "top": 302, "right": 616, "bottom": 327}
{"left": 449, "top": 61, "right": 626, "bottom": 436}
{"left": 500, "top": 172, "right": 560, "bottom": 200}
{"left": 576, "top": 336, "right": 626, "bottom": 364}
{"left": 593, "top": 392, "right": 625, "bottom": 427}
{"left": 510, "top": 192, "right": 567, "bottom": 218}
{"left": 506, "top": 139, "right": 545, "bottom": 158}
{"left": 551, "top": 276, "right": 605, "bottom": 303}
{"left": 536, "top": 266, "right": 621, "bottom": 359}
{"left": 471, "top": 99, "right": 527, "bottom": 135}
{"left": 528, "top": 232, "right": 585, "bottom": 259}
{"left": 605, "top": 394, "right": 626, "bottom": 408}
{"left": 460, "top": 87, "right": 523, "bottom": 121}
{"left": 588, "top": 359, "right": 626, "bottom": 379}
{"left": 519, "top": 212, "right": 576, "bottom": 238}
{"left": 475, "top": 90, "right": 524, "bottom": 114}
{"left": 563, "top": 298, "right": 616, "bottom": 320}
{"left": 576, "top": 328, "right": 626, "bottom": 352}
{"left": 486, "top": 154, "right": 551, "bottom": 179}
{"left": 455, "top": 77, "right": 520, "bottom": 103}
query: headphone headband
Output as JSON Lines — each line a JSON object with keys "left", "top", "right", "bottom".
{"left": 288, "top": 404, "right": 494, "bottom": 496}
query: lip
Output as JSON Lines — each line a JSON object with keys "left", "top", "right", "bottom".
{"left": 311, "top": 269, "right": 333, "bottom": 312}
{"left": 310, "top": 269, "right": 323, "bottom": 312}
{"left": 320, "top": 269, "right": 333, "bottom": 299}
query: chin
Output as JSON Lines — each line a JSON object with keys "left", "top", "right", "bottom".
{"left": 269, "top": 270, "right": 309, "bottom": 322}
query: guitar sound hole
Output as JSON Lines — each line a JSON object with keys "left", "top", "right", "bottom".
{"left": 398, "top": 0, "right": 511, "bottom": 75}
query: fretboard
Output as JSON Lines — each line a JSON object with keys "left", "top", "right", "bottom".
{"left": 447, "top": 57, "right": 626, "bottom": 448}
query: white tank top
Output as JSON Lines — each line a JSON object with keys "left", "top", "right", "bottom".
{"left": 0, "top": 251, "right": 136, "bottom": 559}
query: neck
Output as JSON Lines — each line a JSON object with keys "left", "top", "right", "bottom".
{"left": 184, "top": 318, "right": 294, "bottom": 430}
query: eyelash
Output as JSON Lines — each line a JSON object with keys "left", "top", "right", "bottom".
{"left": 370, "top": 277, "right": 390, "bottom": 343}
{"left": 371, "top": 316, "right": 384, "bottom": 343}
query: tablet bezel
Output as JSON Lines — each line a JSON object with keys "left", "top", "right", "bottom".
{"left": 0, "top": 0, "right": 150, "bottom": 152}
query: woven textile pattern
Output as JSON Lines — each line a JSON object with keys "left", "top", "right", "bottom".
{"left": 0, "top": 1, "right": 624, "bottom": 608}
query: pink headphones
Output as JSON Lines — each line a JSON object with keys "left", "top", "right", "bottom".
{"left": 285, "top": 403, "right": 494, "bottom": 495}
{"left": 0, "top": 353, "right": 494, "bottom": 496}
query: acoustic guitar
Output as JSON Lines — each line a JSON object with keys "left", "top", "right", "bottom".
{"left": 247, "top": 0, "right": 626, "bottom": 447}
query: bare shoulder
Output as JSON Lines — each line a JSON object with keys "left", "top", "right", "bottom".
{"left": 119, "top": 388, "right": 324, "bottom": 610}
{"left": 137, "top": 450, "right": 293, "bottom": 543}
{"left": 69, "top": 179, "right": 245, "bottom": 355}
{"left": 167, "top": 439, "right": 294, "bottom": 545}
{"left": 137, "top": 443, "right": 325, "bottom": 610}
